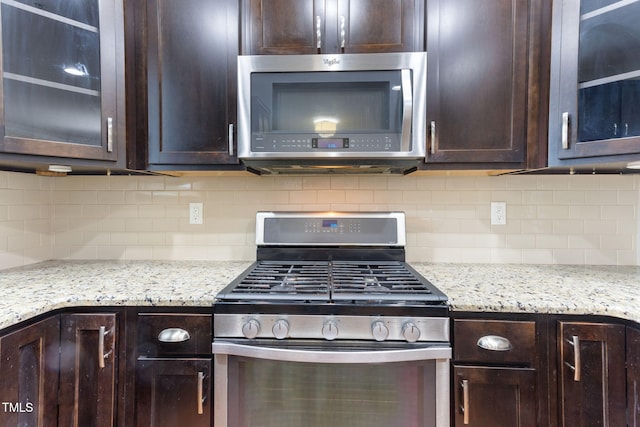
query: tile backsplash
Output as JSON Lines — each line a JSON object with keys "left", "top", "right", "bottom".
{"left": 1, "top": 170, "right": 638, "bottom": 270}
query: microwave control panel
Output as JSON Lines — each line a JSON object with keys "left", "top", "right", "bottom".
{"left": 251, "top": 134, "right": 402, "bottom": 152}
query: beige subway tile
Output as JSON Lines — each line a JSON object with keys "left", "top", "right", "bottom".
{"left": 583, "top": 249, "right": 617, "bottom": 265}
{"left": 490, "top": 248, "right": 523, "bottom": 263}
{"left": 474, "top": 176, "right": 507, "bottom": 190}
{"left": 537, "top": 205, "right": 570, "bottom": 219}
{"left": 553, "top": 219, "right": 584, "bottom": 234}
{"left": 124, "top": 246, "right": 154, "bottom": 260}
{"left": 358, "top": 176, "right": 388, "bottom": 190}
{"left": 137, "top": 177, "right": 166, "bottom": 191}
{"left": 506, "top": 234, "right": 536, "bottom": 249}
{"left": 536, "top": 234, "right": 568, "bottom": 249}
{"left": 218, "top": 176, "right": 249, "bottom": 190}
{"left": 96, "top": 218, "right": 126, "bottom": 232}
{"left": 521, "top": 249, "right": 554, "bottom": 264}
{"left": 97, "top": 191, "right": 126, "bottom": 204}
{"left": 108, "top": 176, "right": 139, "bottom": 191}
{"left": 567, "top": 234, "right": 599, "bottom": 249}
{"left": 7, "top": 172, "right": 40, "bottom": 190}
{"left": 8, "top": 205, "right": 40, "bottom": 221}
{"left": 602, "top": 205, "right": 635, "bottom": 220}
{"left": 506, "top": 175, "right": 539, "bottom": 190}
{"left": 388, "top": 176, "right": 417, "bottom": 190}
{"left": 82, "top": 205, "right": 111, "bottom": 219}
{"left": 600, "top": 234, "right": 633, "bottom": 250}
{"left": 109, "top": 205, "right": 139, "bottom": 218}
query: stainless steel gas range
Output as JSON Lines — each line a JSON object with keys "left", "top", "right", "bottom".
{"left": 213, "top": 212, "right": 450, "bottom": 427}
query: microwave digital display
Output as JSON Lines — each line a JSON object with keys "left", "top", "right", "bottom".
{"left": 312, "top": 138, "right": 348, "bottom": 149}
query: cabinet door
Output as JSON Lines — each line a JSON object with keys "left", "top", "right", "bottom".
{"left": 426, "top": 0, "right": 528, "bottom": 165}
{"left": 136, "top": 358, "right": 211, "bottom": 427}
{"left": 336, "top": 0, "right": 423, "bottom": 53}
{"left": 0, "top": 0, "right": 124, "bottom": 164}
{"left": 558, "top": 322, "right": 626, "bottom": 427}
{"left": 548, "top": 0, "right": 640, "bottom": 164}
{"left": 242, "top": 0, "right": 324, "bottom": 54}
{"left": 146, "top": 0, "right": 238, "bottom": 166}
{"left": 58, "top": 313, "right": 118, "bottom": 427}
{"left": 0, "top": 317, "right": 59, "bottom": 427}
{"left": 453, "top": 366, "right": 536, "bottom": 427}
{"left": 629, "top": 326, "right": 640, "bottom": 427}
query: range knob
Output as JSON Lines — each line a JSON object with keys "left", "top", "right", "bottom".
{"left": 402, "top": 322, "right": 421, "bottom": 343}
{"left": 242, "top": 319, "right": 260, "bottom": 339}
{"left": 272, "top": 319, "right": 290, "bottom": 340}
{"left": 371, "top": 320, "right": 389, "bottom": 342}
{"left": 322, "top": 321, "right": 339, "bottom": 341}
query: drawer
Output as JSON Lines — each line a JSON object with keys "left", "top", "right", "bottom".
{"left": 454, "top": 319, "right": 536, "bottom": 365}
{"left": 137, "top": 313, "right": 212, "bottom": 357}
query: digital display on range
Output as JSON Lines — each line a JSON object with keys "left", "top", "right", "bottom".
{"left": 312, "top": 138, "right": 348, "bottom": 149}
{"left": 322, "top": 219, "right": 338, "bottom": 228}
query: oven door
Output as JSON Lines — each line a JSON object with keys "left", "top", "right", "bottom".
{"left": 212, "top": 340, "right": 450, "bottom": 427}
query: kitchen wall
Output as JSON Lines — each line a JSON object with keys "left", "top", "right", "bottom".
{"left": 1, "top": 170, "right": 638, "bottom": 270}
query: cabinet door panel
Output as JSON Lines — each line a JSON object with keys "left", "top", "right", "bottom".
{"left": 453, "top": 366, "right": 536, "bottom": 427}
{"left": 147, "top": 0, "right": 238, "bottom": 166}
{"left": 628, "top": 326, "right": 640, "bottom": 427}
{"left": 0, "top": 317, "right": 59, "bottom": 427}
{"left": 558, "top": 322, "right": 626, "bottom": 427}
{"left": 337, "top": 0, "right": 421, "bottom": 53}
{"left": 244, "top": 0, "right": 324, "bottom": 54}
{"left": 0, "top": 0, "right": 122, "bottom": 163}
{"left": 426, "top": 0, "right": 528, "bottom": 164}
{"left": 136, "top": 359, "right": 211, "bottom": 427}
{"left": 59, "top": 313, "right": 118, "bottom": 427}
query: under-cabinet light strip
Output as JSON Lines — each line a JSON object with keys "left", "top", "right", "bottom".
{"left": 1, "top": 0, "right": 98, "bottom": 33}
{"left": 3, "top": 72, "right": 100, "bottom": 97}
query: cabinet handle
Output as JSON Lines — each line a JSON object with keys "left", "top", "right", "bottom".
{"left": 561, "top": 112, "right": 570, "bottom": 150}
{"left": 316, "top": 16, "right": 322, "bottom": 50}
{"left": 461, "top": 379, "right": 470, "bottom": 424}
{"left": 625, "top": 123, "right": 629, "bottom": 137}
{"left": 613, "top": 123, "right": 618, "bottom": 137}
{"left": 476, "top": 335, "right": 513, "bottom": 351}
{"left": 197, "top": 371, "right": 205, "bottom": 415}
{"left": 565, "top": 335, "right": 581, "bottom": 381}
{"left": 158, "top": 327, "right": 191, "bottom": 343}
{"left": 340, "top": 15, "right": 346, "bottom": 50}
{"left": 228, "top": 123, "right": 234, "bottom": 156}
{"left": 98, "top": 326, "right": 112, "bottom": 369}
{"left": 106, "top": 117, "right": 113, "bottom": 153}
{"left": 430, "top": 121, "right": 436, "bottom": 154}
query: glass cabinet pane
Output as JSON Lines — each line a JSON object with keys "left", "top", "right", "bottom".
{"left": 1, "top": 0, "right": 102, "bottom": 145}
{"left": 577, "top": 0, "right": 640, "bottom": 142}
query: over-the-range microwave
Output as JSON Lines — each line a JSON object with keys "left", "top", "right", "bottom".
{"left": 237, "top": 52, "right": 426, "bottom": 174}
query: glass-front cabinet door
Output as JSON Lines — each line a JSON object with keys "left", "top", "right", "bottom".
{"left": 549, "top": 0, "right": 640, "bottom": 165}
{"left": 0, "top": 0, "right": 123, "bottom": 164}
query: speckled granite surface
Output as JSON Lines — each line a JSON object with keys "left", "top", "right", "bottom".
{"left": 1, "top": 260, "right": 639, "bottom": 331}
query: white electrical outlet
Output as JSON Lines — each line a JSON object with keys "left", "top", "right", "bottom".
{"left": 491, "top": 202, "right": 507, "bottom": 225}
{"left": 189, "top": 203, "right": 203, "bottom": 225}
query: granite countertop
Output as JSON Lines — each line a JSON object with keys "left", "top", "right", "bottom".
{"left": 1, "top": 260, "right": 639, "bottom": 331}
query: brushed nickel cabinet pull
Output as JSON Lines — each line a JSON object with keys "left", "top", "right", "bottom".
{"left": 98, "top": 326, "right": 112, "bottom": 369}
{"left": 106, "top": 117, "right": 113, "bottom": 152}
{"left": 340, "top": 15, "right": 346, "bottom": 49}
{"left": 477, "top": 335, "right": 513, "bottom": 351}
{"left": 561, "top": 112, "right": 570, "bottom": 150}
{"left": 316, "top": 16, "right": 322, "bottom": 50}
{"left": 228, "top": 123, "right": 234, "bottom": 156}
{"left": 565, "top": 335, "right": 581, "bottom": 381}
{"left": 461, "top": 379, "right": 470, "bottom": 424}
{"left": 158, "top": 328, "right": 191, "bottom": 343}
{"left": 197, "top": 371, "right": 205, "bottom": 415}
{"left": 430, "top": 121, "right": 436, "bottom": 154}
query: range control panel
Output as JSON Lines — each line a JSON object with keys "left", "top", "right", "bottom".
{"left": 256, "top": 212, "right": 406, "bottom": 246}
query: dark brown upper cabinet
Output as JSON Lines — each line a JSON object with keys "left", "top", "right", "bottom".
{"left": 241, "top": 0, "right": 424, "bottom": 55}
{"left": 131, "top": 0, "right": 240, "bottom": 170}
{"left": 0, "top": 0, "right": 126, "bottom": 170}
{"left": 425, "top": 0, "right": 548, "bottom": 169}
{"left": 548, "top": 0, "right": 640, "bottom": 167}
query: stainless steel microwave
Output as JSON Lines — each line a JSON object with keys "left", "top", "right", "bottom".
{"left": 237, "top": 52, "right": 427, "bottom": 174}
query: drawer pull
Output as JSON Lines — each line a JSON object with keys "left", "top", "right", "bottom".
{"left": 158, "top": 328, "right": 191, "bottom": 343}
{"left": 476, "top": 335, "right": 513, "bottom": 351}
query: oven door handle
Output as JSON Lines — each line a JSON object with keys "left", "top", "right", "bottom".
{"left": 212, "top": 342, "right": 451, "bottom": 364}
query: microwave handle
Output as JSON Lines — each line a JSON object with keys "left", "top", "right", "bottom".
{"left": 401, "top": 69, "right": 413, "bottom": 152}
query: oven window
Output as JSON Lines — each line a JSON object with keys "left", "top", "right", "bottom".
{"left": 227, "top": 357, "right": 436, "bottom": 427}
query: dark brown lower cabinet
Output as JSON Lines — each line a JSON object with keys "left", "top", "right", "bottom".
{"left": 0, "top": 316, "right": 59, "bottom": 427}
{"left": 59, "top": 313, "right": 118, "bottom": 427}
{"left": 453, "top": 366, "right": 536, "bottom": 427}
{"left": 135, "top": 358, "right": 211, "bottom": 427}
{"left": 628, "top": 326, "right": 640, "bottom": 427}
{"left": 558, "top": 321, "right": 626, "bottom": 427}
